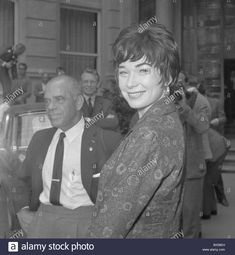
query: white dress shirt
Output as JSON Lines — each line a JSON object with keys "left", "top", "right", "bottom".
{"left": 39, "top": 117, "right": 93, "bottom": 209}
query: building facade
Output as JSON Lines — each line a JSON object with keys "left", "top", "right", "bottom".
{"left": 1, "top": 0, "right": 182, "bottom": 88}
{"left": 3, "top": 0, "right": 235, "bottom": 124}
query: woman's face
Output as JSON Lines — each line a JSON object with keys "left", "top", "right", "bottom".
{"left": 118, "top": 57, "right": 164, "bottom": 117}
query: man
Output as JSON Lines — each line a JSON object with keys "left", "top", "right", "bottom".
{"left": 34, "top": 72, "right": 50, "bottom": 102}
{"left": 81, "top": 68, "right": 119, "bottom": 131}
{"left": 176, "top": 75, "right": 211, "bottom": 238}
{"left": 0, "top": 43, "right": 25, "bottom": 97}
{"left": 11, "top": 62, "right": 31, "bottom": 104}
{"left": 56, "top": 66, "right": 65, "bottom": 76}
{"left": 17, "top": 75, "right": 121, "bottom": 238}
{"left": 203, "top": 87, "right": 229, "bottom": 208}
{"left": 197, "top": 83, "right": 229, "bottom": 210}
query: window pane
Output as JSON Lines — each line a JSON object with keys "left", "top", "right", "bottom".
{"left": 139, "top": 0, "right": 156, "bottom": 23}
{"left": 0, "top": 0, "right": 14, "bottom": 46}
{"left": 60, "top": 54, "right": 96, "bottom": 81}
{"left": 17, "top": 113, "right": 51, "bottom": 149}
{"left": 60, "top": 8, "right": 97, "bottom": 53}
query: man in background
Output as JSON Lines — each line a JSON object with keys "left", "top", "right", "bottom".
{"left": 198, "top": 83, "right": 229, "bottom": 208}
{"left": 11, "top": 62, "right": 32, "bottom": 104}
{"left": 34, "top": 72, "right": 50, "bottom": 103}
{"left": 81, "top": 68, "right": 119, "bottom": 131}
{"left": 0, "top": 43, "right": 25, "bottom": 97}
{"left": 176, "top": 75, "right": 211, "bottom": 238}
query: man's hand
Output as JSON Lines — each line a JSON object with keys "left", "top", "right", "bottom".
{"left": 210, "top": 118, "right": 219, "bottom": 126}
{"left": 176, "top": 90, "right": 187, "bottom": 108}
{"left": 3, "top": 61, "right": 13, "bottom": 69}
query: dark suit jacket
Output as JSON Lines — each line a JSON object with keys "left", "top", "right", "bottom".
{"left": 207, "top": 97, "right": 226, "bottom": 134}
{"left": 19, "top": 124, "right": 122, "bottom": 211}
{"left": 179, "top": 92, "right": 210, "bottom": 179}
{"left": 82, "top": 96, "right": 119, "bottom": 131}
{"left": 34, "top": 82, "right": 44, "bottom": 102}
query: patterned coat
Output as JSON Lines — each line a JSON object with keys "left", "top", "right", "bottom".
{"left": 88, "top": 98, "right": 185, "bottom": 238}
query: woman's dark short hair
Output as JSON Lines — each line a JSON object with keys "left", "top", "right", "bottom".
{"left": 112, "top": 23, "right": 180, "bottom": 87}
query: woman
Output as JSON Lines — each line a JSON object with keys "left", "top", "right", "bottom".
{"left": 88, "top": 23, "right": 185, "bottom": 238}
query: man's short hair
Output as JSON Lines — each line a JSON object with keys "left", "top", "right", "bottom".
{"left": 112, "top": 23, "right": 180, "bottom": 87}
{"left": 18, "top": 62, "right": 27, "bottom": 70}
{"left": 81, "top": 68, "right": 100, "bottom": 83}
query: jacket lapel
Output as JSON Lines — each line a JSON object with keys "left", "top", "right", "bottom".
{"left": 30, "top": 127, "right": 57, "bottom": 211}
{"left": 93, "top": 96, "right": 103, "bottom": 116}
{"left": 81, "top": 125, "right": 97, "bottom": 202}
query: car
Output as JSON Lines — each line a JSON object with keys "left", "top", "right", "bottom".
{"left": 0, "top": 103, "right": 51, "bottom": 236}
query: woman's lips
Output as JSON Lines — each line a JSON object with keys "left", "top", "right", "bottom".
{"left": 128, "top": 91, "right": 146, "bottom": 99}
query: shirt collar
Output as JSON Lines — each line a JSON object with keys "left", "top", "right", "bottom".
{"left": 83, "top": 94, "right": 96, "bottom": 104}
{"left": 56, "top": 117, "right": 85, "bottom": 143}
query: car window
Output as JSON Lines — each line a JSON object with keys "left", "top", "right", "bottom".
{"left": 16, "top": 112, "right": 51, "bottom": 149}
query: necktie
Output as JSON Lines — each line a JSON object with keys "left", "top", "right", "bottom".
{"left": 88, "top": 97, "right": 93, "bottom": 117}
{"left": 49, "top": 132, "right": 66, "bottom": 205}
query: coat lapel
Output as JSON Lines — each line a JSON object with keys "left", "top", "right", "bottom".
{"left": 30, "top": 127, "right": 57, "bottom": 210}
{"left": 81, "top": 125, "right": 97, "bottom": 201}
{"left": 93, "top": 96, "right": 103, "bottom": 116}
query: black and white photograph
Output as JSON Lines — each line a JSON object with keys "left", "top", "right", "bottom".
{"left": 0, "top": 0, "right": 235, "bottom": 254}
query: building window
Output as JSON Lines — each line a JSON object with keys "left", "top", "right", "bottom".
{"left": 60, "top": 7, "right": 98, "bottom": 80}
{"left": 0, "top": 0, "right": 14, "bottom": 47}
{"left": 139, "top": 0, "right": 156, "bottom": 23}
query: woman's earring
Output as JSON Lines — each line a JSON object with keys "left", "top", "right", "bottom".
{"left": 164, "top": 86, "right": 170, "bottom": 97}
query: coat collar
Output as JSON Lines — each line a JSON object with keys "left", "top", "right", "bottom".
{"left": 138, "top": 97, "right": 177, "bottom": 122}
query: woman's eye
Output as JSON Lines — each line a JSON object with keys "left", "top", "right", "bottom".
{"left": 118, "top": 70, "right": 128, "bottom": 77}
{"left": 139, "top": 68, "right": 151, "bottom": 74}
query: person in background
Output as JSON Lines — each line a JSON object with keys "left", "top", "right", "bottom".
{"left": 34, "top": 72, "right": 50, "bottom": 103}
{"left": 16, "top": 75, "right": 121, "bottom": 238}
{"left": 56, "top": 66, "right": 65, "bottom": 76}
{"left": 81, "top": 68, "right": 119, "bottom": 131}
{"left": 175, "top": 75, "right": 211, "bottom": 238}
{"left": 197, "top": 83, "right": 229, "bottom": 221}
{"left": 0, "top": 81, "right": 10, "bottom": 124}
{"left": 11, "top": 63, "right": 32, "bottom": 104}
{"left": 0, "top": 43, "right": 25, "bottom": 97}
{"left": 209, "top": 94, "right": 229, "bottom": 207}
{"left": 88, "top": 23, "right": 185, "bottom": 238}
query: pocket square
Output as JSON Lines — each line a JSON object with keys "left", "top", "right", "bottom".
{"left": 106, "top": 114, "right": 115, "bottom": 119}
{"left": 92, "top": 173, "right": 100, "bottom": 178}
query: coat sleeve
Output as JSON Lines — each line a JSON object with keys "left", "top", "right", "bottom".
{"left": 217, "top": 100, "right": 226, "bottom": 124}
{"left": 178, "top": 99, "right": 210, "bottom": 134}
{"left": 88, "top": 122, "right": 184, "bottom": 238}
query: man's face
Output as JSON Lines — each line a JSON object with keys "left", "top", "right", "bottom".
{"left": 81, "top": 72, "right": 99, "bottom": 97}
{"left": 44, "top": 80, "right": 79, "bottom": 131}
{"left": 17, "top": 65, "right": 26, "bottom": 77}
{"left": 117, "top": 57, "right": 164, "bottom": 117}
{"left": 42, "top": 73, "right": 49, "bottom": 84}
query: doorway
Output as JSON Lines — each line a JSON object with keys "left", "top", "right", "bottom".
{"left": 224, "top": 59, "right": 235, "bottom": 124}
